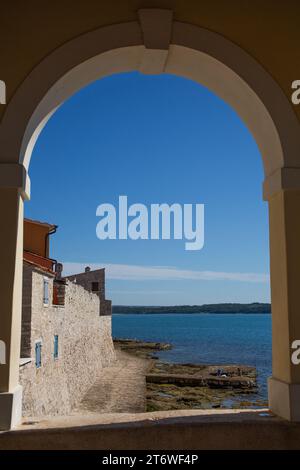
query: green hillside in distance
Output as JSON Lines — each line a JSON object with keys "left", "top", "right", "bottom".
{"left": 112, "top": 303, "right": 271, "bottom": 314}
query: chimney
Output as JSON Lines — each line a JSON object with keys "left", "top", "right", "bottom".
{"left": 55, "top": 263, "right": 63, "bottom": 279}
{"left": 85, "top": 266, "right": 91, "bottom": 273}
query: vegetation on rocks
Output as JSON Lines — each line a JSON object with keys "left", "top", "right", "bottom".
{"left": 113, "top": 338, "right": 268, "bottom": 411}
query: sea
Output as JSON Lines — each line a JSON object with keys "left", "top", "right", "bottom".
{"left": 112, "top": 313, "right": 272, "bottom": 406}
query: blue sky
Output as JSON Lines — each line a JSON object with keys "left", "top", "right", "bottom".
{"left": 25, "top": 72, "right": 270, "bottom": 305}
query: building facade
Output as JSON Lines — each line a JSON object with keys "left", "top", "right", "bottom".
{"left": 19, "top": 219, "right": 115, "bottom": 417}
{"left": 65, "top": 267, "right": 112, "bottom": 317}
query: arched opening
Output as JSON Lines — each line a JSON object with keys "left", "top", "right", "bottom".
{"left": 26, "top": 70, "right": 270, "bottom": 415}
{"left": 1, "top": 15, "right": 300, "bottom": 429}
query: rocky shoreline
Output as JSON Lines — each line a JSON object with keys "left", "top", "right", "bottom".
{"left": 114, "top": 338, "right": 268, "bottom": 411}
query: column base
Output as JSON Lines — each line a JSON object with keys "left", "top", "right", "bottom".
{"left": 269, "top": 377, "right": 300, "bottom": 421}
{"left": 0, "top": 385, "right": 22, "bottom": 430}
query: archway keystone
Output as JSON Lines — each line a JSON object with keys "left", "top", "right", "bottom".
{"left": 138, "top": 9, "right": 173, "bottom": 74}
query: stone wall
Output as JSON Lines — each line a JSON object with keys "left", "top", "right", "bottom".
{"left": 65, "top": 268, "right": 106, "bottom": 314}
{"left": 20, "top": 264, "right": 35, "bottom": 358}
{"left": 20, "top": 267, "right": 115, "bottom": 418}
{"left": 102, "top": 299, "right": 112, "bottom": 316}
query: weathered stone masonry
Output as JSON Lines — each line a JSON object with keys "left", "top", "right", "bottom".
{"left": 66, "top": 267, "right": 112, "bottom": 316}
{"left": 20, "top": 263, "right": 115, "bottom": 418}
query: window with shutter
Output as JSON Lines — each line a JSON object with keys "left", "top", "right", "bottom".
{"left": 35, "top": 342, "right": 42, "bottom": 368}
{"left": 43, "top": 277, "right": 49, "bottom": 306}
{"left": 54, "top": 335, "right": 59, "bottom": 359}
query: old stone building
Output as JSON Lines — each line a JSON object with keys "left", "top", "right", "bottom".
{"left": 65, "top": 267, "right": 112, "bottom": 317}
{"left": 20, "top": 219, "right": 115, "bottom": 417}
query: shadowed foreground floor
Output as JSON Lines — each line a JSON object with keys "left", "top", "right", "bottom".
{"left": 1, "top": 409, "right": 300, "bottom": 450}
{"left": 2, "top": 350, "right": 299, "bottom": 450}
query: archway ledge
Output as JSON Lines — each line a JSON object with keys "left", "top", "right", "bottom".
{"left": 263, "top": 168, "right": 300, "bottom": 200}
{"left": 1, "top": 162, "right": 300, "bottom": 202}
{"left": 0, "top": 163, "right": 30, "bottom": 200}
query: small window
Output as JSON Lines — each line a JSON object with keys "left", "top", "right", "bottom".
{"left": 43, "top": 277, "right": 49, "bottom": 306}
{"left": 35, "top": 342, "right": 42, "bottom": 368}
{"left": 91, "top": 282, "right": 99, "bottom": 292}
{"left": 54, "top": 335, "right": 59, "bottom": 359}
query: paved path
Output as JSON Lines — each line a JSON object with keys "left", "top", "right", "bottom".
{"left": 74, "top": 349, "right": 150, "bottom": 414}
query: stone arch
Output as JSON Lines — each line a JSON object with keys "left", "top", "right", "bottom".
{"left": 1, "top": 10, "right": 300, "bottom": 429}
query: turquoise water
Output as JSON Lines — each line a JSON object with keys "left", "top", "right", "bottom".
{"left": 112, "top": 313, "right": 272, "bottom": 402}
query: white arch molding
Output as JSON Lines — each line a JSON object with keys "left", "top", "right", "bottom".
{"left": 0, "top": 13, "right": 300, "bottom": 201}
{"left": 1, "top": 10, "right": 300, "bottom": 429}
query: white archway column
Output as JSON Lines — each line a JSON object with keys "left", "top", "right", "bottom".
{"left": 265, "top": 172, "right": 300, "bottom": 421}
{"left": 0, "top": 164, "right": 29, "bottom": 430}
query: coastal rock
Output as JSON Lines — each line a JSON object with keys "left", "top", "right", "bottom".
{"left": 113, "top": 339, "right": 263, "bottom": 411}
{"left": 113, "top": 338, "right": 172, "bottom": 359}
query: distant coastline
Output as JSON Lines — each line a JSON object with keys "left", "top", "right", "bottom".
{"left": 112, "top": 303, "right": 271, "bottom": 314}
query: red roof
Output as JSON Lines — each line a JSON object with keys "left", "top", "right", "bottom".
{"left": 24, "top": 218, "right": 57, "bottom": 231}
{"left": 23, "top": 251, "right": 55, "bottom": 274}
